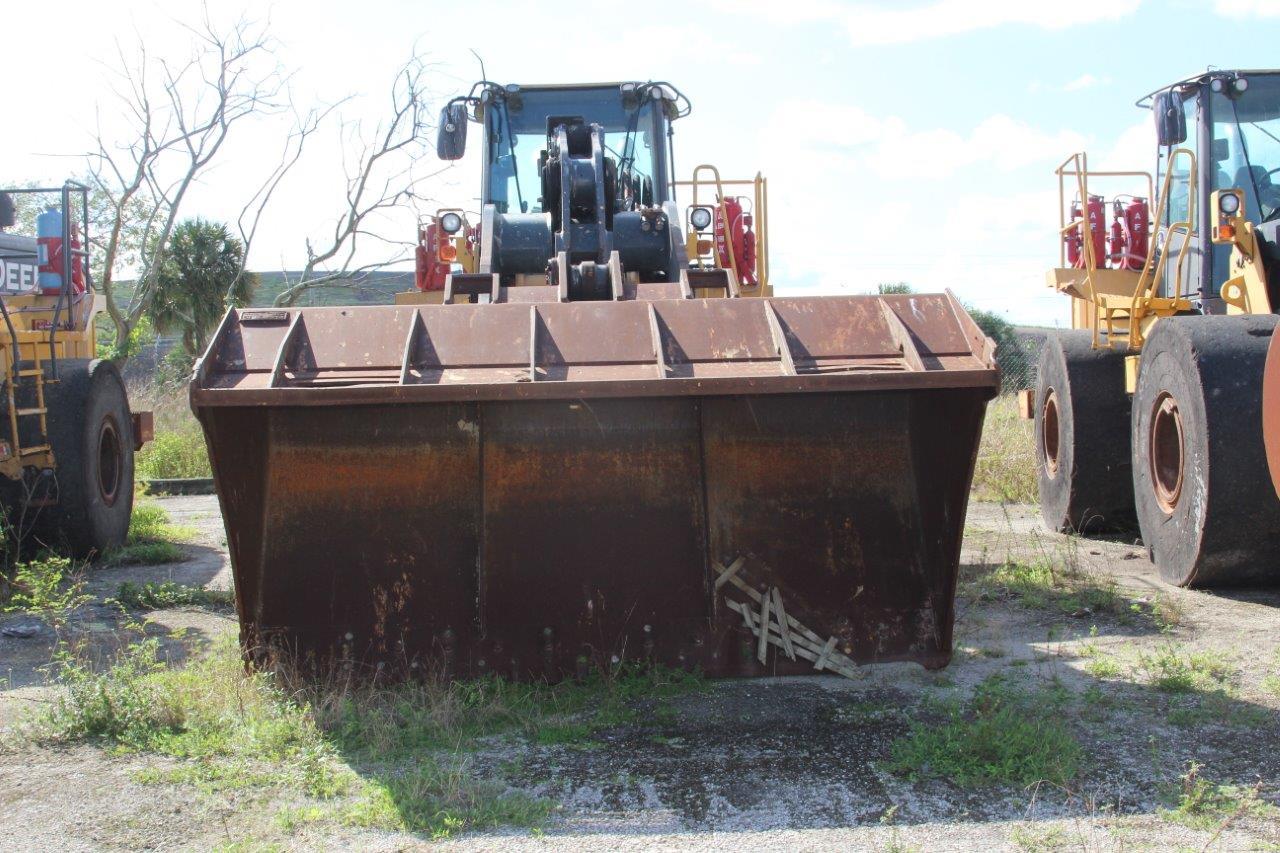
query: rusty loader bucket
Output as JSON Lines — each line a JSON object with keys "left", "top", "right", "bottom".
{"left": 190, "top": 291, "right": 997, "bottom": 679}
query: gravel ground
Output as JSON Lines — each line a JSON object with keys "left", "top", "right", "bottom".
{"left": 3, "top": 496, "right": 1280, "bottom": 851}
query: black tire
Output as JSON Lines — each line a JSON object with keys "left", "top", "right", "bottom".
{"left": 35, "top": 359, "right": 135, "bottom": 558}
{"left": 1035, "top": 331, "right": 1135, "bottom": 533}
{"left": 1132, "top": 315, "right": 1280, "bottom": 586}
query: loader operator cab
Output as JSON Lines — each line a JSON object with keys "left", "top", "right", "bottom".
{"left": 420, "top": 79, "right": 769, "bottom": 303}
{"left": 437, "top": 82, "right": 686, "bottom": 216}
{"left": 1145, "top": 70, "right": 1280, "bottom": 310}
{"left": 433, "top": 81, "right": 699, "bottom": 300}
{"left": 477, "top": 84, "right": 676, "bottom": 216}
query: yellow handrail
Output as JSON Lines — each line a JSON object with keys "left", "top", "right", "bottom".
{"left": 1129, "top": 147, "right": 1196, "bottom": 342}
{"left": 671, "top": 166, "right": 770, "bottom": 293}
{"left": 1054, "top": 152, "right": 1162, "bottom": 348}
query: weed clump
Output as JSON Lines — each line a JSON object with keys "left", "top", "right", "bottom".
{"left": 1136, "top": 644, "right": 1235, "bottom": 693}
{"left": 136, "top": 428, "right": 211, "bottom": 480}
{"left": 963, "top": 557, "right": 1124, "bottom": 618}
{"left": 888, "top": 675, "right": 1081, "bottom": 789}
{"left": 0, "top": 555, "right": 87, "bottom": 630}
{"left": 113, "top": 581, "right": 232, "bottom": 611}
{"left": 100, "top": 503, "right": 196, "bottom": 567}
{"left": 22, "top": 635, "right": 349, "bottom": 800}
{"left": 971, "top": 396, "right": 1037, "bottom": 504}
{"left": 1160, "top": 761, "right": 1273, "bottom": 831}
{"left": 18, "top": 633, "right": 703, "bottom": 840}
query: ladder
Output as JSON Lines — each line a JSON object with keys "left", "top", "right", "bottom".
{"left": 0, "top": 303, "right": 52, "bottom": 467}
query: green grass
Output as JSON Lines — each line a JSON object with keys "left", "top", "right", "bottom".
{"left": 1124, "top": 644, "right": 1273, "bottom": 728}
{"left": 16, "top": 633, "right": 703, "bottom": 840}
{"left": 971, "top": 395, "right": 1037, "bottom": 503}
{"left": 113, "top": 581, "right": 233, "bottom": 611}
{"left": 887, "top": 675, "right": 1081, "bottom": 789}
{"left": 962, "top": 557, "right": 1125, "bottom": 618}
{"left": 1136, "top": 644, "right": 1236, "bottom": 694}
{"left": 1009, "top": 824, "right": 1073, "bottom": 851}
{"left": 127, "top": 503, "right": 198, "bottom": 542}
{"left": 1160, "top": 761, "right": 1273, "bottom": 831}
{"left": 338, "top": 761, "right": 553, "bottom": 839}
{"left": 1165, "top": 692, "right": 1272, "bottom": 729}
{"left": 1081, "top": 647, "right": 1123, "bottom": 680}
{"left": 314, "top": 660, "right": 704, "bottom": 758}
{"left": 136, "top": 428, "right": 211, "bottom": 480}
{"left": 100, "top": 503, "right": 197, "bottom": 566}
{"left": 534, "top": 722, "right": 600, "bottom": 748}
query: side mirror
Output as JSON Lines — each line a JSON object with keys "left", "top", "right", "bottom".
{"left": 436, "top": 103, "right": 468, "bottom": 161}
{"left": 1153, "top": 90, "right": 1187, "bottom": 147}
{"left": 0, "top": 192, "right": 14, "bottom": 229}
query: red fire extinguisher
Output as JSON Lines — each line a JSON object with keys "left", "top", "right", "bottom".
{"left": 1116, "top": 197, "right": 1150, "bottom": 272}
{"left": 714, "top": 197, "right": 758, "bottom": 287}
{"left": 1066, "top": 195, "right": 1107, "bottom": 269}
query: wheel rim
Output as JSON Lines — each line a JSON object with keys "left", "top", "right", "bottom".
{"left": 1041, "top": 389, "right": 1061, "bottom": 478}
{"left": 97, "top": 417, "right": 123, "bottom": 507}
{"left": 1149, "top": 392, "right": 1185, "bottom": 514}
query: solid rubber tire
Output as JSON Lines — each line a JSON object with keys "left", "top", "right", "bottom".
{"left": 35, "top": 359, "right": 135, "bottom": 558}
{"left": 1132, "top": 314, "right": 1280, "bottom": 586}
{"left": 1035, "top": 330, "right": 1135, "bottom": 533}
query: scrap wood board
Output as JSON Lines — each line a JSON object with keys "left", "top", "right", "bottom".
{"left": 714, "top": 558, "right": 859, "bottom": 680}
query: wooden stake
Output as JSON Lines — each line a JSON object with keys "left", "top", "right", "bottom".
{"left": 757, "top": 591, "right": 771, "bottom": 665}
{"left": 813, "top": 636, "right": 837, "bottom": 672}
{"left": 714, "top": 557, "right": 745, "bottom": 590}
{"left": 771, "top": 587, "right": 796, "bottom": 661}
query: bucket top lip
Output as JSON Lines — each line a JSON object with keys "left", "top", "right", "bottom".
{"left": 190, "top": 291, "right": 998, "bottom": 407}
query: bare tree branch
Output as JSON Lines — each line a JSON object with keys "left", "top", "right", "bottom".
{"left": 88, "top": 6, "right": 286, "bottom": 355}
{"left": 273, "top": 51, "right": 444, "bottom": 307}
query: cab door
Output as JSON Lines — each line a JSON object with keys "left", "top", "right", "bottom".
{"left": 1157, "top": 88, "right": 1207, "bottom": 309}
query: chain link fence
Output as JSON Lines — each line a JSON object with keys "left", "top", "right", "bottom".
{"left": 997, "top": 328, "right": 1048, "bottom": 394}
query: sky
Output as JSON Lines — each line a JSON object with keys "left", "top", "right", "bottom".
{"left": 4, "top": 0, "right": 1280, "bottom": 325}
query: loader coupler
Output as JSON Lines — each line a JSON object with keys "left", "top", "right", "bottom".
{"left": 191, "top": 292, "right": 997, "bottom": 679}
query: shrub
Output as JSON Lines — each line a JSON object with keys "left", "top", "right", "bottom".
{"left": 971, "top": 395, "right": 1037, "bottom": 503}
{"left": 136, "top": 429, "right": 211, "bottom": 480}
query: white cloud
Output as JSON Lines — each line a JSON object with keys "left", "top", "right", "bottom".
{"left": 754, "top": 103, "right": 1083, "bottom": 325}
{"left": 842, "top": 0, "right": 1142, "bottom": 45}
{"left": 705, "top": 0, "right": 845, "bottom": 24}
{"left": 716, "top": 0, "right": 1142, "bottom": 45}
{"left": 765, "top": 101, "right": 1085, "bottom": 179}
{"left": 1096, "top": 121, "right": 1156, "bottom": 172}
{"left": 1062, "top": 73, "right": 1109, "bottom": 91}
{"left": 1215, "top": 0, "right": 1280, "bottom": 17}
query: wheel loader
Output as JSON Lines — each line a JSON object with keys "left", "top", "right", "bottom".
{"left": 191, "top": 81, "right": 999, "bottom": 680}
{"left": 1029, "top": 69, "right": 1280, "bottom": 586}
{"left": 0, "top": 182, "right": 151, "bottom": 557}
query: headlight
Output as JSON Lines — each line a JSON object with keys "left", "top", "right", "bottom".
{"left": 690, "top": 207, "right": 713, "bottom": 231}
{"left": 440, "top": 212, "right": 463, "bottom": 234}
{"left": 1220, "top": 192, "right": 1241, "bottom": 215}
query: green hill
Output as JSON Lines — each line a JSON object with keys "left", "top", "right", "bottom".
{"left": 110, "top": 269, "right": 416, "bottom": 309}
{"left": 248, "top": 270, "right": 415, "bottom": 307}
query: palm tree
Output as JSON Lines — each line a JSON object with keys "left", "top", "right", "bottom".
{"left": 150, "top": 219, "right": 256, "bottom": 357}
